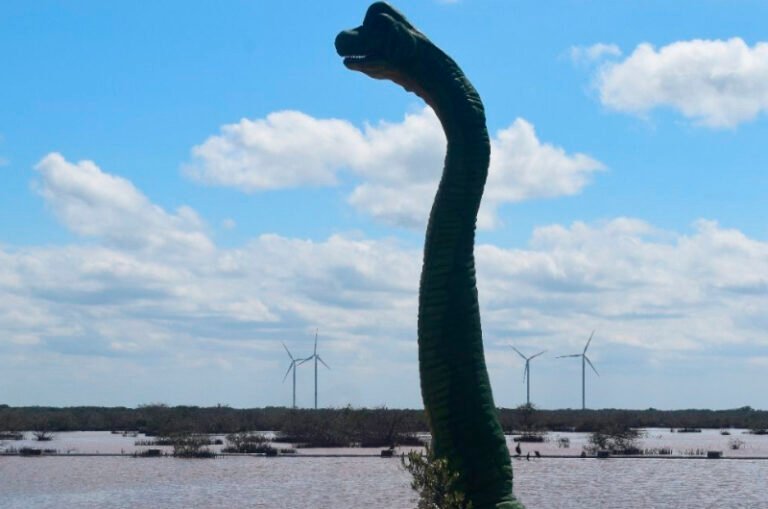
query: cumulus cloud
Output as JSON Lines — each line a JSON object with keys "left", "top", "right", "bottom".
{"left": 8, "top": 156, "right": 768, "bottom": 363}
{"left": 0, "top": 233, "right": 418, "bottom": 373}
{"left": 186, "top": 108, "right": 603, "bottom": 229}
{"left": 570, "top": 43, "right": 622, "bottom": 64}
{"left": 594, "top": 38, "right": 768, "bottom": 127}
{"left": 35, "top": 153, "right": 213, "bottom": 254}
{"left": 184, "top": 112, "right": 366, "bottom": 190}
{"left": 6, "top": 155, "right": 768, "bottom": 406}
{"left": 482, "top": 119, "right": 604, "bottom": 228}
{"left": 477, "top": 218, "right": 768, "bottom": 352}
{"left": 3, "top": 214, "right": 767, "bottom": 404}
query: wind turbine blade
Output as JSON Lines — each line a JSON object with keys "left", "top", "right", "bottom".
{"left": 297, "top": 357, "right": 312, "bottom": 366}
{"left": 282, "top": 362, "right": 294, "bottom": 382}
{"left": 530, "top": 350, "right": 547, "bottom": 360}
{"left": 556, "top": 354, "right": 581, "bottom": 358}
{"left": 317, "top": 356, "right": 330, "bottom": 369}
{"left": 585, "top": 356, "right": 599, "bottom": 376}
{"left": 583, "top": 331, "right": 595, "bottom": 354}
{"left": 282, "top": 342, "right": 294, "bottom": 360}
{"left": 314, "top": 330, "right": 318, "bottom": 356}
{"left": 510, "top": 346, "right": 527, "bottom": 361}
{"left": 522, "top": 364, "right": 529, "bottom": 383}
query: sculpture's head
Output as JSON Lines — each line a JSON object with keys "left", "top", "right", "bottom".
{"left": 335, "top": 2, "right": 426, "bottom": 87}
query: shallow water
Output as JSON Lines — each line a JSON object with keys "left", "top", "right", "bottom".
{"left": 4, "top": 428, "right": 767, "bottom": 457}
{"left": 2, "top": 429, "right": 768, "bottom": 508}
{"left": 0, "top": 456, "right": 415, "bottom": 509}
{"left": 2, "top": 455, "right": 768, "bottom": 508}
{"left": 511, "top": 427, "right": 768, "bottom": 458}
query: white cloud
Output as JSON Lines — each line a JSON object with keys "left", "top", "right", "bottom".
{"left": 184, "top": 111, "right": 366, "bottom": 190}
{"left": 35, "top": 153, "right": 213, "bottom": 254}
{"left": 6, "top": 155, "right": 768, "bottom": 406}
{"left": 2, "top": 213, "right": 766, "bottom": 392}
{"left": 186, "top": 108, "right": 603, "bottom": 229}
{"left": 570, "top": 43, "right": 622, "bottom": 64}
{"left": 482, "top": 119, "right": 604, "bottom": 228}
{"left": 595, "top": 38, "right": 768, "bottom": 127}
{"left": 8, "top": 156, "right": 768, "bottom": 363}
{"left": 477, "top": 218, "right": 768, "bottom": 352}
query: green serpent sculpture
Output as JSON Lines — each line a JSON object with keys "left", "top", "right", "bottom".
{"left": 336, "top": 3, "right": 524, "bottom": 508}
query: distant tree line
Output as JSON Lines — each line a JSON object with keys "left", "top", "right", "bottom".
{"left": 0, "top": 404, "right": 429, "bottom": 446}
{"left": 1, "top": 404, "right": 766, "bottom": 439}
{"left": 497, "top": 405, "right": 768, "bottom": 433}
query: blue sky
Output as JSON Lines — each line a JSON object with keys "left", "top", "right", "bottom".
{"left": 1, "top": 0, "right": 767, "bottom": 410}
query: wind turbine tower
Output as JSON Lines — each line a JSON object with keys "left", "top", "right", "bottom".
{"left": 306, "top": 330, "right": 330, "bottom": 409}
{"left": 511, "top": 346, "right": 546, "bottom": 406}
{"left": 282, "top": 342, "right": 308, "bottom": 409}
{"left": 557, "top": 331, "right": 599, "bottom": 410}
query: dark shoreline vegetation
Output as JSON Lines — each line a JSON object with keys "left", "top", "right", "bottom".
{"left": 1, "top": 404, "right": 767, "bottom": 449}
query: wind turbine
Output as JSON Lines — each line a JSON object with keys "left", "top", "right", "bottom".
{"left": 282, "top": 342, "right": 309, "bottom": 409}
{"left": 510, "top": 346, "right": 546, "bottom": 406}
{"left": 305, "top": 330, "right": 330, "bottom": 409}
{"left": 557, "top": 331, "right": 599, "bottom": 410}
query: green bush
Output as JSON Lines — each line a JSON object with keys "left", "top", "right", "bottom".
{"left": 586, "top": 424, "right": 641, "bottom": 455}
{"left": 401, "top": 445, "right": 472, "bottom": 509}
{"left": 171, "top": 433, "right": 215, "bottom": 458}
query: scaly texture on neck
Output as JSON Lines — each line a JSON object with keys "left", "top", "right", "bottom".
{"left": 415, "top": 39, "right": 520, "bottom": 509}
{"left": 336, "top": 4, "right": 523, "bottom": 507}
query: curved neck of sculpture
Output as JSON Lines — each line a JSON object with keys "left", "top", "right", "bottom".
{"left": 335, "top": 4, "right": 521, "bottom": 506}
{"left": 414, "top": 46, "right": 518, "bottom": 509}
{"left": 408, "top": 47, "right": 489, "bottom": 169}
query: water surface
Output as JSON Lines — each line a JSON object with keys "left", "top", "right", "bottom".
{"left": 3, "top": 429, "right": 768, "bottom": 508}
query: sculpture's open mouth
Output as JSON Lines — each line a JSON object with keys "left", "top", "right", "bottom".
{"left": 334, "top": 6, "right": 420, "bottom": 88}
{"left": 341, "top": 53, "right": 385, "bottom": 72}
{"left": 335, "top": 29, "right": 380, "bottom": 72}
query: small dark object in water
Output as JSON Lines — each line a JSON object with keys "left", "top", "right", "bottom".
{"left": 534, "top": 451, "right": 541, "bottom": 458}
{"left": 381, "top": 449, "right": 394, "bottom": 458}
{"left": 32, "top": 431, "right": 54, "bottom": 441}
{"left": 707, "top": 451, "right": 722, "bottom": 459}
{"left": 513, "top": 434, "right": 545, "bottom": 443}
